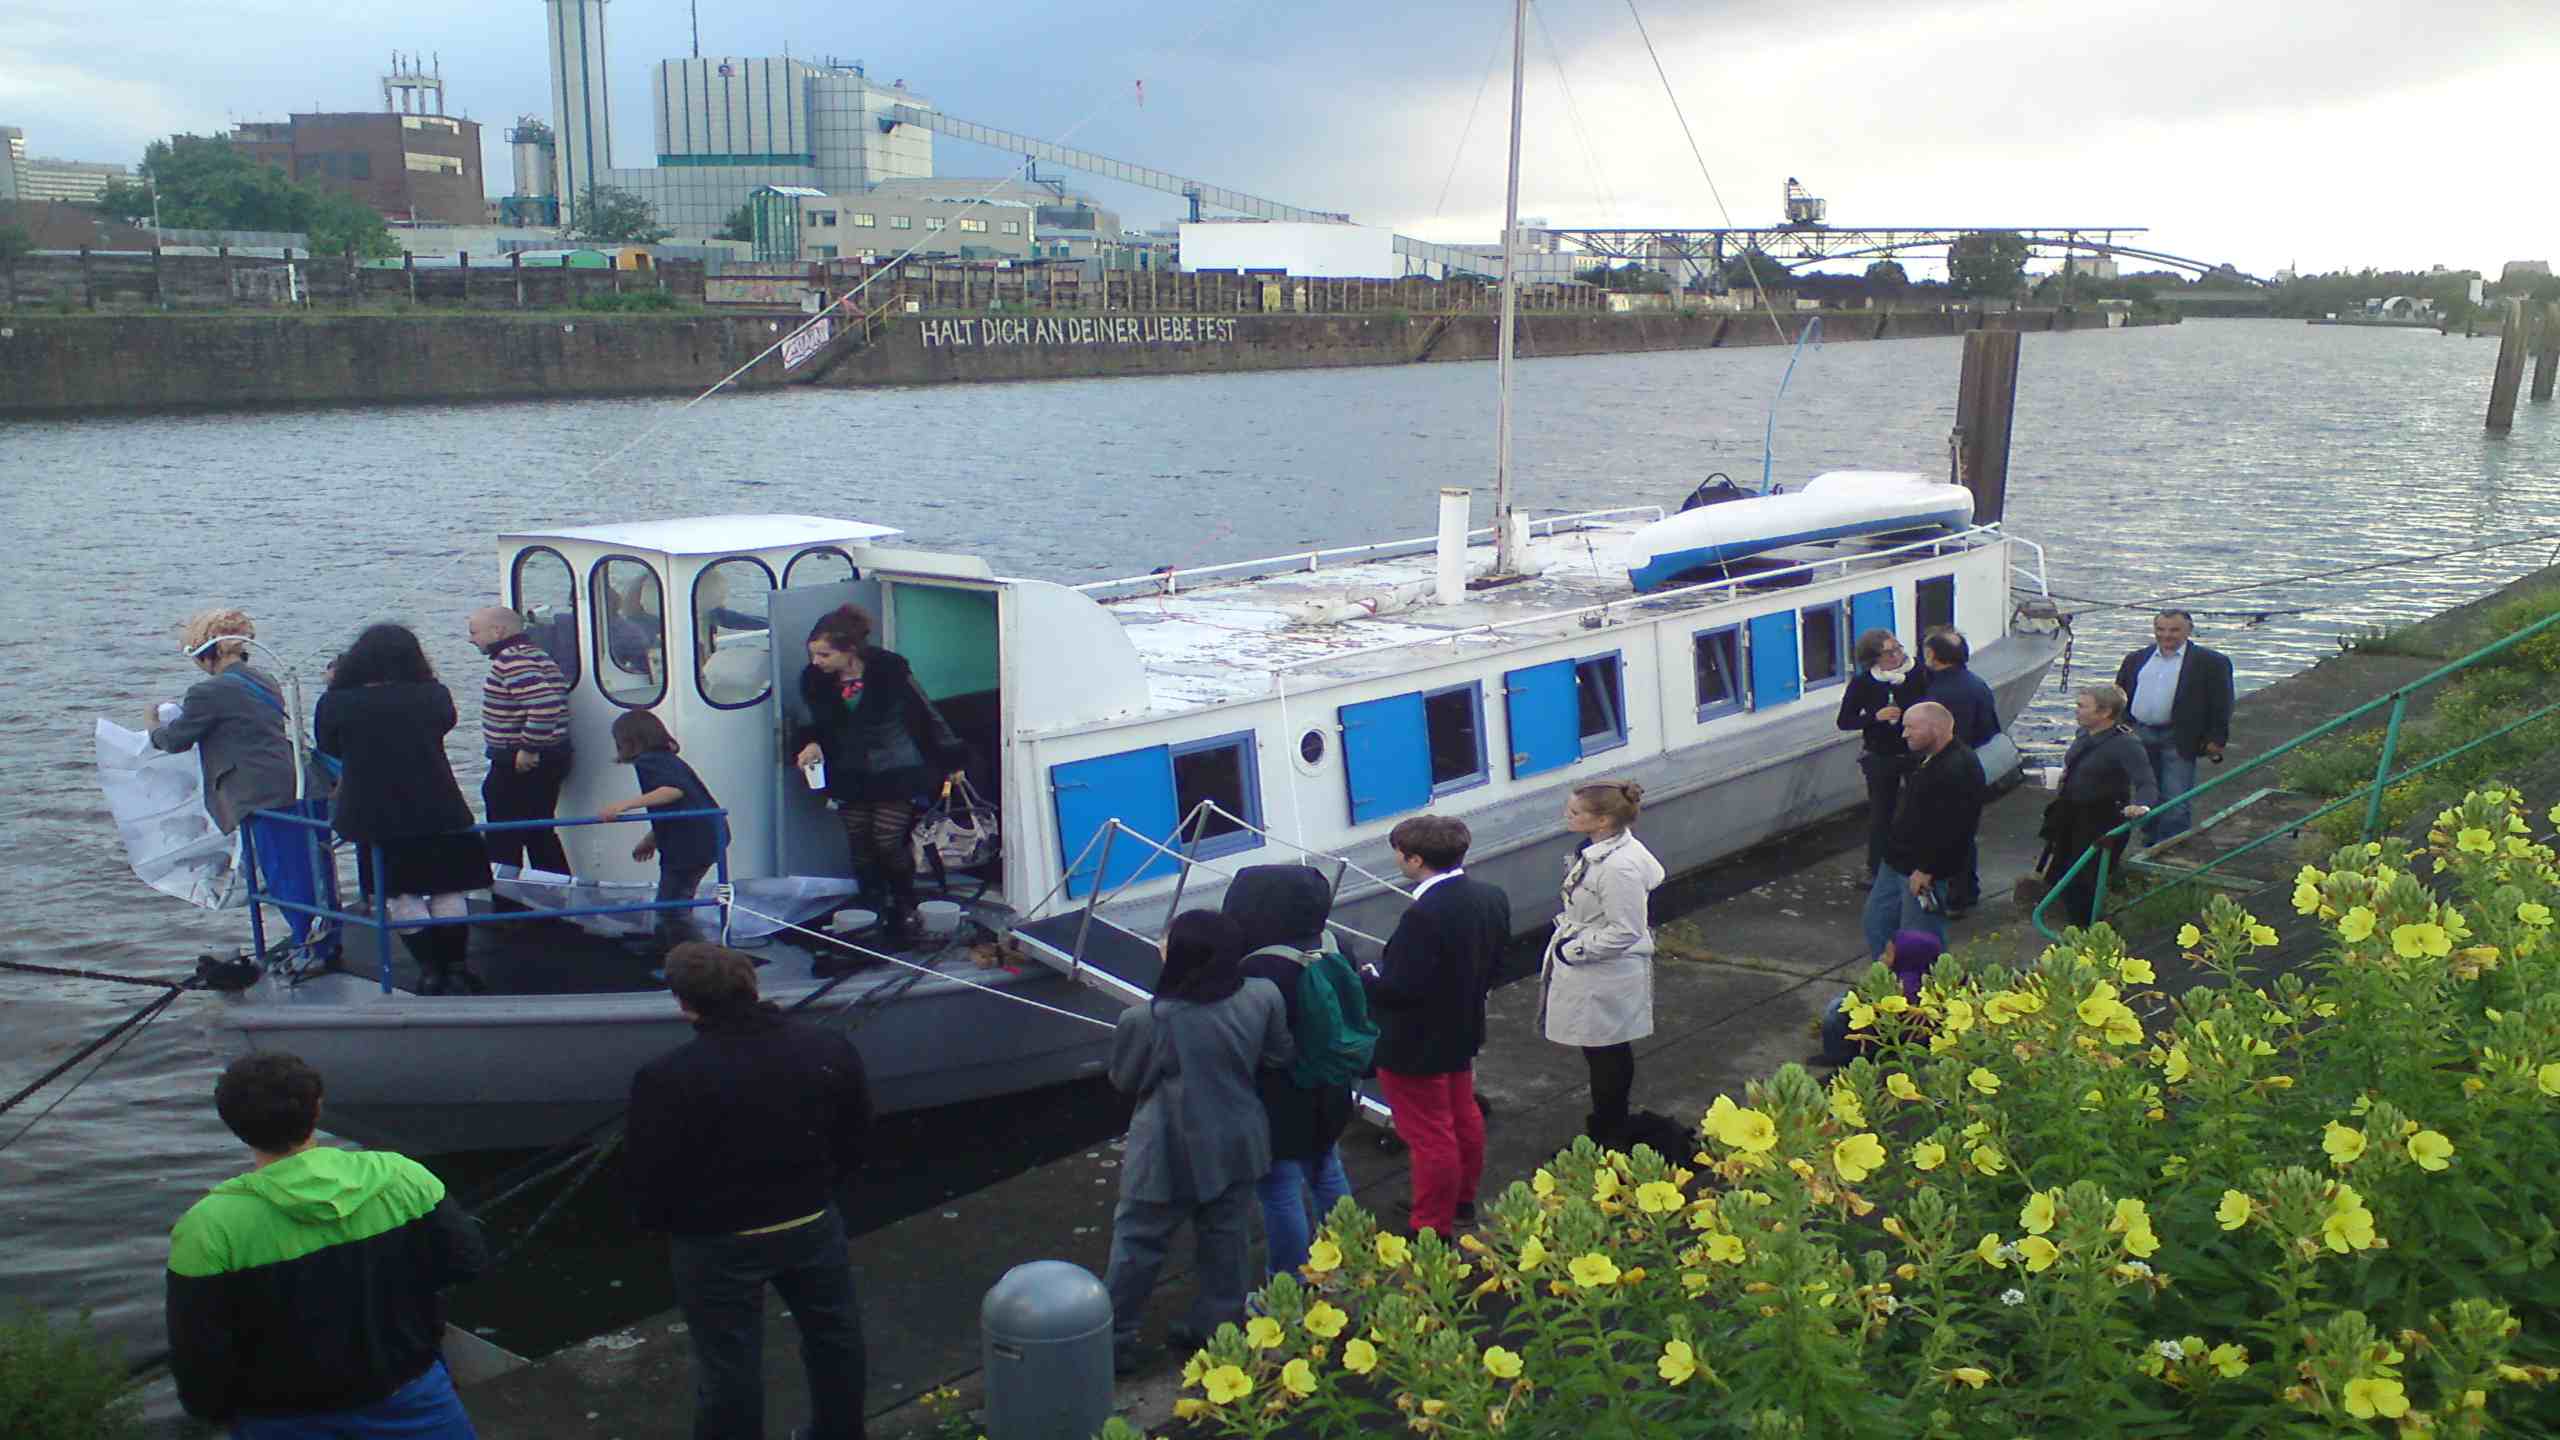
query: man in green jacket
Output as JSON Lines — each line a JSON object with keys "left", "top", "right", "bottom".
{"left": 166, "top": 1053, "right": 488, "bottom": 1437}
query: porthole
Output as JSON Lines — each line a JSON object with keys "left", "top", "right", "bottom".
{"left": 1295, "top": 727, "right": 1330, "bottom": 773}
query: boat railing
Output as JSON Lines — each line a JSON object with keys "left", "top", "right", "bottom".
{"left": 1025, "top": 801, "right": 1409, "bottom": 955}
{"left": 1073, "top": 505, "right": 1669, "bottom": 601}
{"left": 1267, "top": 522, "right": 2025, "bottom": 678}
{"left": 239, "top": 808, "right": 732, "bottom": 995}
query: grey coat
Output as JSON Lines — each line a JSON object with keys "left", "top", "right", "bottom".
{"left": 1539, "top": 831, "right": 1667, "bottom": 1047}
{"left": 149, "top": 666, "right": 298, "bottom": 833}
{"left": 1109, "top": 978, "right": 1294, "bottom": 1206}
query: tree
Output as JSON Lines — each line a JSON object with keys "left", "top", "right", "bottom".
{"left": 304, "top": 189, "right": 400, "bottom": 260}
{"left": 1719, "top": 246, "right": 1782, "bottom": 294}
{"left": 1946, "top": 231, "right": 2031, "bottom": 299}
{"left": 1863, "top": 259, "right": 1908, "bottom": 294}
{"left": 124, "top": 134, "right": 396, "bottom": 256}
{"left": 718, "top": 204, "right": 755, "bottom": 243}
{"left": 92, "top": 179, "right": 155, "bottom": 226}
{"left": 568, "top": 184, "right": 673, "bottom": 244}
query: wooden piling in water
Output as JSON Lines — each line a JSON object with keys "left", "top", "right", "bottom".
{"left": 1953, "top": 328, "right": 2020, "bottom": 523}
{"left": 2532, "top": 301, "right": 2560, "bottom": 404}
{"left": 2488, "top": 299, "right": 2530, "bottom": 432}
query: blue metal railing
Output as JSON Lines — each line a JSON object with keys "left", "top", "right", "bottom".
{"left": 240, "top": 808, "right": 732, "bottom": 994}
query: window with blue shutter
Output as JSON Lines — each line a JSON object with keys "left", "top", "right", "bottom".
{"left": 1747, "top": 611, "right": 1801, "bottom": 709}
{"left": 1503, "top": 660, "right": 1581, "bottom": 779}
{"left": 1050, "top": 747, "right": 1179, "bottom": 898}
{"left": 1849, "top": 586, "right": 1896, "bottom": 650}
{"left": 1340, "top": 694, "right": 1431, "bottom": 824}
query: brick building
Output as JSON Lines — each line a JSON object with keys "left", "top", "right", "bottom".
{"left": 229, "top": 112, "right": 484, "bottom": 224}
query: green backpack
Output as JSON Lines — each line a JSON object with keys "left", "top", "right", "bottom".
{"left": 1249, "top": 944, "right": 1379, "bottom": 1090}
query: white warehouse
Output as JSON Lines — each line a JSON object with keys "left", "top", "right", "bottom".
{"left": 1177, "top": 220, "right": 1396, "bottom": 278}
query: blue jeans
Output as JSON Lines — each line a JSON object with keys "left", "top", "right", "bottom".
{"left": 231, "top": 1359, "right": 474, "bottom": 1438}
{"left": 2135, "top": 725, "right": 2198, "bottom": 842}
{"left": 667, "top": 1209, "right": 866, "bottom": 1440}
{"left": 1255, "top": 1148, "right": 1353, "bottom": 1279}
{"left": 1863, "top": 864, "right": 1947, "bottom": 962}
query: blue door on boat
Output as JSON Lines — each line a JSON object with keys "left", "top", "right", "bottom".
{"left": 1849, "top": 587, "right": 1895, "bottom": 647}
{"left": 1502, "top": 660, "right": 1582, "bottom": 779}
{"left": 1747, "top": 611, "right": 1800, "bottom": 709}
{"left": 1051, "top": 747, "right": 1180, "bottom": 899}
{"left": 1340, "top": 693, "right": 1431, "bottom": 825}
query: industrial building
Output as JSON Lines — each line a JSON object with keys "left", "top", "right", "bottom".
{"left": 0, "top": 126, "right": 130, "bottom": 206}
{"left": 229, "top": 111, "right": 487, "bottom": 225}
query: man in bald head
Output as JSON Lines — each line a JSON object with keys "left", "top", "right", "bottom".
{"left": 1861, "top": 701, "right": 1988, "bottom": 958}
{"left": 469, "top": 606, "right": 575, "bottom": 876}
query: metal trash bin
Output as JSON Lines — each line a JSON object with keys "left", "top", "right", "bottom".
{"left": 982, "top": 1259, "right": 1114, "bottom": 1440}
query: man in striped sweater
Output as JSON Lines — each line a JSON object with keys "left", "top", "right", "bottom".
{"left": 469, "top": 607, "right": 575, "bottom": 875}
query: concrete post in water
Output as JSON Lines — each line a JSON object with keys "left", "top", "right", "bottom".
{"left": 1953, "top": 328, "right": 2020, "bottom": 524}
{"left": 512, "top": 251, "right": 525, "bottom": 309}
{"left": 2487, "top": 299, "right": 2529, "bottom": 433}
{"left": 981, "top": 1260, "right": 1112, "bottom": 1440}
{"left": 2532, "top": 301, "right": 2559, "bottom": 404}
{"left": 79, "top": 247, "right": 95, "bottom": 311}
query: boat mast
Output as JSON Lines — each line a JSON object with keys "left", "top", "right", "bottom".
{"left": 1491, "top": 0, "right": 1528, "bottom": 577}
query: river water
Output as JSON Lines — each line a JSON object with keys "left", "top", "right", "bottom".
{"left": 3, "top": 319, "right": 2553, "bottom": 1392}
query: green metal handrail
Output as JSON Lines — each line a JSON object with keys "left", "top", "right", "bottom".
{"left": 2031, "top": 606, "right": 2560, "bottom": 940}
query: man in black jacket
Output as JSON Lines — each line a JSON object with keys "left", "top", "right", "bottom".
{"left": 627, "top": 943, "right": 875, "bottom": 1440}
{"left": 1919, "top": 629, "right": 2003, "bottom": 913}
{"left": 1861, "top": 702, "right": 1987, "bottom": 959}
{"left": 167, "top": 1053, "right": 487, "bottom": 1437}
{"left": 1364, "top": 815, "right": 1511, "bottom": 1239}
{"left": 2113, "top": 609, "right": 2236, "bottom": 844}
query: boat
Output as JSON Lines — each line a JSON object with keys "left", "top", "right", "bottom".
{"left": 1623, "top": 471, "right": 1977, "bottom": 592}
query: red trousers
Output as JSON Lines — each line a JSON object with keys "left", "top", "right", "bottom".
{"left": 1377, "top": 1067, "right": 1484, "bottom": 1235}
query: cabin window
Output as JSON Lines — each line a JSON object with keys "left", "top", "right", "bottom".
{"left": 785, "top": 547, "right": 857, "bottom": 587}
{"left": 1575, "top": 654, "right": 1627, "bottom": 754}
{"left": 1693, "top": 628, "right": 1743, "bottom": 721}
{"left": 1747, "top": 611, "right": 1801, "bottom": 709}
{"left": 1340, "top": 681, "right": 1485, "bottom": 824}
{"left": 509, "top": 546, "right": 580, "bottom": 690}
{"left": 1505, "top": 654, "right": 1626, "bottom": 779}
{"left": 1800, "top": 602, "right": 1846, "bottom": 690}
{"left": 592, "top": 556, "right": 666, "bottom": 708}
{"left": 1424, "top": 684, "right": 1487, "bottom": 795}
{"left": 1171, "top": 732, "right": 1264, "bottom": 860}
{"left": 1917, "top": 575, "right": 1956, "bottom": 636}
{"left": 1298, "top": 729, "right": 1328, "bottom": 767}
{"left": 694, "top": 557, "right": 776, "bottom": 709}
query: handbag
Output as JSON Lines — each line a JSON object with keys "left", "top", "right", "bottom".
{"left": 910, "top": 774, "right": 1001, "bottom": 880}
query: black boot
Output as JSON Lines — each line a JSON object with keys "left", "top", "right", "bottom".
{"left": 878, "top": 864, "right": 922, "bottom": 950}
{"left": 440, "top": 930, "right": 487, "bottom": 994}
{"left": 400, "top": 932, "right": 446, "bottom": 995}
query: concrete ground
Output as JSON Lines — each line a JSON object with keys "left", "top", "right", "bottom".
{"left": 460, "top": 565, "right": 2560, "bottom": 1440}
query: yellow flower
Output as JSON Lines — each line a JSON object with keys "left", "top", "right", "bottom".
{"left": 2343, "top": 1376, "right": 2410, "bottom": 1420}
{"left": 2015, "top": 1236, "right": 2060, "bottom": 1273}
{"left": 2121, "top": 1219, "right": 2160, "bottom": 1258}
{"left": 2292, "top": 883, "right": 2323, "bottom": 915}
{"left": 1705, "top": 1233, "right": 1746, "bottom": 1264}
{"left": 2109, "top": 1196, "right": 2149, "bottom": 1233}
{"left": 1942, "top": 997, "right": 1976, "bottom": 1034}
{"left": 2407, "top": 1130, "right": 2454, "bottom": 1171}
{"left": 1304, "top": 1302, "right": 1348, "bottom": 1340}
{"left": 2456, "top": 826, "right": 2496, "bottom": 856}
{"left": 2539, "top": 1063, "right": 2560, "bottom": 1098}
{"left": 1245, "top": 1315, "right": 1285, "bottom": 1350}
{"left": 1970, "top": 1145, "right": 2007, "bottom": 1175}
{"left": 1877, "top": 994, "right": 1911, "bottom": 1014}
{"left": 2392, "top": 922, "right": 2452, "bottom": 959}
{"left": 1949, "top": 1366, "right": 1992, "bottom": 1389}
{"left": 1421, "top": 1399, "right": 1446, "bottom": 1416}
{"left": 1483, "top": 1346, "right": 1524, "bottom": 1380}
{"left": 1720, "top": 1107, "right": 1779, "bottom": 1153}
{"left": 2019, "top": 1189, "right": 2060, "bottom": 1236}
{"left": 2520, "top": 902, "right": 2553, "bottom": 928}
{"left": 1203, "top": 1364, "right": 1253, "bottom": 1405}
{"left": 2247, "top": 924, "right": 2280, "bottom": 948}
{"left": 1636, "top": 1180, "right": 1685, "bottom": 1214}
{"left": 1281, "top": 1358, "right": 1318, "bottom": 1398}
{"left": 1912, "top": 1140, "right": 1947, "bottom": 1171}
{"left": 2177, "top": 923, "right": 2203, "bottom": 948}
{"left": 2115, "top": 955, "right": 2157, "bottom": 985}
{"left": 2104, "top": 1009, "right": 2145, "bottom": 1047}
{"left": 1658, "top": 1339, "right": 1698, "bottom": 1386}
{"left": 2322, "top": 1122, "right": 2367, "bottom": 1166}
{"left": 1568, "top": 1252, "right": 1622, "bottom": 1288}
{"left": 1593, "top": 1167, "right": 1621, "bottom": 1202}
{"left": 1886, "top": 1073, "right": 1923, "bottom": 1102}
{"left": 1968, "top": 1067, "right": 2002, "bottom": 1095}
{"left": 2157, "top": 1044, "right": 2190, "bottom": 1084}
{"left": 1846, "top": 999, "right": 1876, "bottom": 1031}
{"left": 1828, "top": 1085, "right": 1867, "bottom": 1128}
{"left": 1182, "top": 1350, "right": 1208, "bottom": 1387}
{"left": 2323, "top": 1203, "right": 2378, "bottom": 1253}
{"left": 2208, "top": 1342, "right": 2248, "bottom": 1378}
{"left": 1975, "top": 1233, "right": 2007, "bottom": 1268}
{"left": 1342, "top": 1337, "right": 1378, "bottom": 1375}
{"left": 2339, "top": 907, "right": 2377, "bottom": 942}
{"left": 1173, "top": 1398, "right": 1207, "bottom": 1421}
{"left": 2076, "top": 982, "right": 2121, "bottom": 1027}
{"left": 1306, "top": 1237, "right": 1343, "bottom": 1274}
{"left": 2216, "top": 1190, "right": 2254, "bottom": 1230}
{"left": 1375, "top": 1232, "right": 1411, "bottom": 1266}
{"left": 1518, "top": 1235, "right": 1548, "bottom": 1271}
{"left": 1833, "top": 1132, "right": 1887, "bottom": 1183}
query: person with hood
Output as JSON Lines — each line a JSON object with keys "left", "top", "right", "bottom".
{"left": 1816, "top": 929, "right": 1945, "bottom": 1066}
{"left": 166, "top": 1053, "right": 488, "bottom": 1438}
{"left": 1539, "top": 781, "right": 1666, "bottom": 1147}
{"left": 1835, "top": 629, "right": 1925, "bottom": 880}
{"left": 1102, "top": 910, "right": 1293, "bottom": 1376}
{"left": 2035, "top": 683, "right": 2158, "bottom": 928}
{"left": 1225, "top": 865, "right": 1365, "bottom": 1280}
{"left": 789, "top": 604, "right": 968, "bottom": 949}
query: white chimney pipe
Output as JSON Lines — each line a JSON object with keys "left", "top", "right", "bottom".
{"left": 1435, "top": 488, "right": 1471, "bottom": 606}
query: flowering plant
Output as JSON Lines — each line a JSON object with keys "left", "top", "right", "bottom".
{"left": 1172, "top": 788, "right": 2560, "bottom": 1437}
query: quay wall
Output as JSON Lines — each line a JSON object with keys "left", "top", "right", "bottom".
{"left": 0, "top": 306, "right": 2168, "bottom": 416}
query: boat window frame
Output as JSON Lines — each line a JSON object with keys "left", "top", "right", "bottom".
{"left": 1573, "top": 651, "right": 1629, "bottom": 757}
{"left": 1799, "top": 600, "right": 1848, "bottom": 693}
{"left": 1917, "top": 574, "right": 1957, "bottom": 637}
{"left": 507, "top": 544, "right": 582, "bottom": 692}
{"left": 1692, "top": 626, "right": 1745, "bottom": 722}
{"left": 1422, "top": 681, "right": 1490, "bottom": 798}
{"left": 1169, "top": 730, "right": 1266, "bottom": 863}
{"left": 692, "top": 554, "right": 778, "bottom": 711}
{"left": 785, "top": 546, "right": 860, "bottom": 588}
{"left": 590, "top": 553, "right": 669, "bottom": 710}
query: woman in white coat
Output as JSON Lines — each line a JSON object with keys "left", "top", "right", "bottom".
{"left": 1540, "top": 780, "right": 1666, "bottom": 1145}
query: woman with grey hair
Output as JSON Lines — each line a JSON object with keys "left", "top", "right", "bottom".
{"left": 1835, "top": 628, "right": 1926, "bottom": 880}
{"left": 2035, "top": 683, "right": 2158, "bottom": 929}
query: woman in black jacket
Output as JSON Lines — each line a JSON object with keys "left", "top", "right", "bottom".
{"left": 316, "top": 623, "right": 493, "bottom": 994}
{"left": 2037, "top": 683, "right": 2159, "bottom": 929}
{"left": 789, "top": 605, "right": 967, "bottom": 945}
{"left": 1224, "top": 864, "right": 1359, "bottom": 1280}
{"left": 1836, "top": 629, "right": 1926, "bottom": 880}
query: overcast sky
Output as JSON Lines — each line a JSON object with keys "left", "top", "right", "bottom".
{"left": 6, "top": 0, "right": 2550, "bottom": 276}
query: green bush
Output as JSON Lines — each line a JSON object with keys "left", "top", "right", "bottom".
{"left": 2485, "top": 594, "right": 2560, "bottom": 675}
{"left": 0, "top": 1310, "right": 142, "bottom": 1440}
{"left": 573, "top": 288, "right": 679, "bottom": 313}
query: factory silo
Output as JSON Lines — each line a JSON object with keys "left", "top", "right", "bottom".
{"left": 543, "top": 0, "right": 612, "bottom": 227}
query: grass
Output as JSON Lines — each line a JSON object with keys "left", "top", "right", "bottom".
{"left": 0, "top": 1310, "right": 142, "bottom": 1440}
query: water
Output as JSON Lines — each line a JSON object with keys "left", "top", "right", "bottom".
{"left": 3, "top": 319, "right": 2552, "bottom": 1381}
